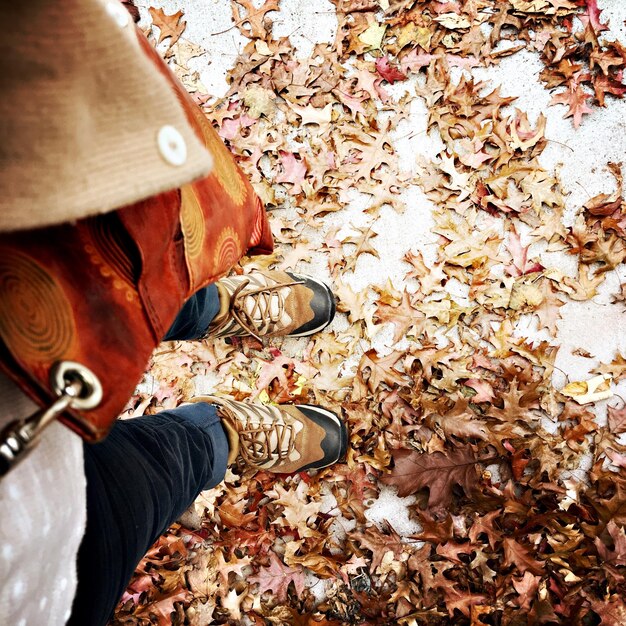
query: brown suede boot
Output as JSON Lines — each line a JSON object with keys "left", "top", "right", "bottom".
{"left": 206, "top": 270, "right": 336, "bottom": 341}
{"left": 192, "top": 396, "right": 347, "bottom": 473}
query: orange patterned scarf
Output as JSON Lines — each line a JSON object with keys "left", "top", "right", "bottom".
{"left": 0, "top": 30, "right": 273, "bottom": 441}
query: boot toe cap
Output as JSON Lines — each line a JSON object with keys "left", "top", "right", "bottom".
{"left": 296, "top": 404, "right": 348, "bottom": 471}
{"left": 286, "top": 272, "right": 336, "bottom": 337}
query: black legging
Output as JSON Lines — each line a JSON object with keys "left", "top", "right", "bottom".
{"left": 69, "top": 286, "right": 227, "bottom": 625}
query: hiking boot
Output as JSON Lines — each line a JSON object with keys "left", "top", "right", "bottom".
{"left": 193, "top": 396, "right": 348, "bottom": 473}
{"left": 206, "top": 270, "right": 336, "bottom": 341}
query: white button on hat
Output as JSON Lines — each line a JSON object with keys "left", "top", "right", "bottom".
{"left": 157, "top": 125, "right": 188, "bottom": 166}
{"left": 105, "top": 1, "right": 130, "bottom": 28}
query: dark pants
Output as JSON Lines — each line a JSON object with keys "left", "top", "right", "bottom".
{"left": 69, "top": 285, "right": 226, "bottom": 626}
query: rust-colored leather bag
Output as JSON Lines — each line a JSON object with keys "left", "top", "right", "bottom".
{"left": 0, "top": 34, "right": 273, "bottom": 444}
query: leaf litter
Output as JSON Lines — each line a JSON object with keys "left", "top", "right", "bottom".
{"left": 113, "top": 1, "right": 626, "bottom": 624}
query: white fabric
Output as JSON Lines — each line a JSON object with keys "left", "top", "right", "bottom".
{"left": 0, "top": 375, "right": 85, "bottom": 626}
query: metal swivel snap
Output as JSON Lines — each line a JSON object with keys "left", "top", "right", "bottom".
{"left": 0, "top": 361, "right": 102, "bottom": 477}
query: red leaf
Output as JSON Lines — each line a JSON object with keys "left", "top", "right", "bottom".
{"left": 551, "top": 80, "right": 594, "bottom": 128}
{"left": 579, "top": 0, "right": 609, "bottom": 33}
{"left": 375, "top": 56, "right": 407, "bottom": 84}
{"left": 249, "top": 553, "right": 306, "bottom": 602}
{"left": 276, "top": 151, "right": 308, "bottom": 194}
{"left": 505, "top": 230, "right": 544, "bottom": 277}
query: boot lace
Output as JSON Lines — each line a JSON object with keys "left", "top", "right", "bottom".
{"left": 238, "top": 418, "right": 297, "bottom": 467}
{"left": 229, "top": 278, "right": 304, "bottom": 341}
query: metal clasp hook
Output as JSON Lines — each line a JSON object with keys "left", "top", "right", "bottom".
{"left": 0, "top": 361, "right": 102, "bottom": 477}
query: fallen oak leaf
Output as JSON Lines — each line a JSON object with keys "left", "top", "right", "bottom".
{"left": 229, "top": 0, "right": 279, "bottom": 39}
{"left": 593, "top": 73, "right": 626, "bottom": 107}
{"left": 341, "top": 225, "right": 380, "bottom": 272}
{"left": 375, "top": 56, "right": 407, "bottom": 84}
{"left": 285, "top": 101, "right": 333, "bottom": 130}
{"left": 512, "top": 571, "right": 541, "bottom": 611}
{"left": 589, "top": 595, "right": 626, "bottom": 626}
{"left": 219, "top": 501, "right": 258, "bottom": 528}
{"left": 373, "top": 289, "right": 425, "bottom": 343}
{"left": 275, "top": 151, "right": 308, "bottom": 194}
{"left": 333, "top": 279, "right": 375, "bottom": 332}
{"left": 220, "top": 587, "right": 247, "bottom": 621}
{"left": 595, "top": 520, "right": 626, "bottom": 566}
{"left": 358, "top": 349, "right": 407, "bottom": 392}
{"left": 509, "top": 277, "right": 544, "bottom": 311}
{"left": 426, "top": 395, "right": 490, "bottom": 440}
{"left": 578, "top": 0, "right": 610, "bottom": 33}
{"left": 468, "top": 509, "right": 503, "bottom": 550}
{"left": 458, "top": 137, "right": 492, "bottom": 169}
{"left": 334, "top": 88, "right": 368, "bottom": 117}
{"left": 561, "top": 264, "right": 606, "bottom": 300}
{"left": 403, "top": 249, "right": 447, "bottom": 295}
{"left": 149, "top": 7, "right": 186, "bottom": 49}
{"left": 533, "top": 281, "right": 565, "bottom": 332}
{"left": 435, "top": 13, "right": 471, "bottom": 30}
{"left": 607, "top": 404, "right": 626, "bottom": 435}
{"left": 592, "top": 352, "right": 626, "bottom": 382}
{"left": 252, "top": 353, "right": 303, "bottom": 399}
{"left": 435, "top": 540, "right": 475, "bottom": 564}
{"left": 381, "top": 445, "right": 492, "bottom": 508}
{"left": 121, "top": 573, "right": 154, "bottom": 606}
{"left": 242, "top": 84, "right": 276, "bottom": 119}
{"left": 584, "top": 162, "right": 622, "bottom": 216}
{"left": 396, "top": 22, "right": 432, "bottom": 50}
{"left": 464, "top": 379, "right": 495, "bottom": 402}
{"left": 400, "top": 48, "right": 437, "bottom": 75}
{"left": 350, "top": 521, "right": 405, "bottom": 573}
{"left": 505, "top": 230, "right": 544, "bottom": 277}
{"left": 358, "top": 22, "right": 387, "bottom": 50}
{"left": 605, "top": 447, "right": 626, "bottom": 470}
{"left": 186, "top": 599, "right": 216, "bottom": 625}
{"left": 442, "top": 586, "right": 488, "bottom": 618}
{"left": 550, "top": 80, "right": 594, "bottom": 128}
{"left": 171, "top": 38, "right": 207, "bottom": 73}
{"left": 135, "top": 587, "right": 192, "bottom": 626}
{"left": 248, "top": 552, "right": 306, "bottom": 602}
{"left": 268, "top": 482, "right": 322, "bottom": 536}
{"left": 503, "top": 538, "right": 544, "bottom": 575}
{"left": 510, "top": 110, "right": 547, "bottom": 152}
{"left": 579, "top": 230, "right": 626, "bottom": 272}
{"left": 283, "top": 541, "right": 339, "bottom": 577}
{"left": 186, "top": 552, "right": 219, "bottom": 598}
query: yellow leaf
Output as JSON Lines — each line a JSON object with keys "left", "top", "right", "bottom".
{"left": 415, "top": 26, "right": 433, "bottom": 49}
{"left": 509, "top": 280, "right": 544, "bottom": 311}
{"left": 242, "top": 85, "right": 275, "bottom": 118}
{"left": 294, "top": 375, "right": 307, "bottom": 394}
{"left": 397, "top": 23, "right": 418, "bottom": 49}
{"left": 561, "top": 375, "right": 612, "bottom": 405}
{"left": 358, "top": 23, "right": 387, "bottom": 50}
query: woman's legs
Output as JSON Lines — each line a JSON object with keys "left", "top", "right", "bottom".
{"left": 70, "top": 287, "right": 224, "bottom": 625}
{"left": 69, "top": 404, "right": 228, "bottom": 626}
